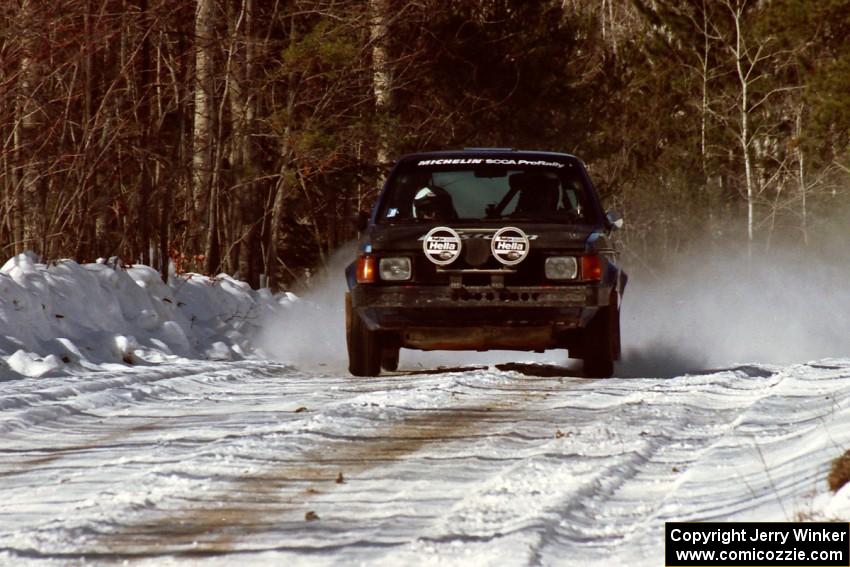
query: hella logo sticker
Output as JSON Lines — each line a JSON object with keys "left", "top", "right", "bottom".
{"left": 422, "top": 226, "right": 462, "bottom": 266}
{"left": 491, "top": 226, "right": 530, "bottom": 265}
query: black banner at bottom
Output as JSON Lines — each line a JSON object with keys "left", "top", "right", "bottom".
{"left": 666, "top": 522, "right": 849, "bottom": 566}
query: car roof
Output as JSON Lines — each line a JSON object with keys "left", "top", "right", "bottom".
{"left": 395, "top": 149, "right": 582, "bottom": 163}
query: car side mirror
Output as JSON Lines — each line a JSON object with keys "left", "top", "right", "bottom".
{"left": 355, "top": 210, "right": 370, "bottom": 232}
{"left": 606, "top": 210, "right": 624, "bottom": 231}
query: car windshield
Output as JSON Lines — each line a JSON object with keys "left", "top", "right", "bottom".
{"left": 378, "top": 157, "right": 597, "bottom": 224}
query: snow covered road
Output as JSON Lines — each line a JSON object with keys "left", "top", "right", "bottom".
{"left": 1, "top": 360, "right": 850, "bottom": 566}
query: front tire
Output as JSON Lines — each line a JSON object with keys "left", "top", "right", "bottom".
{"left": 381, "top": 347, "right": 400, "bottom": 372}
{"left": 582, "top": 297, "right": 620, "bottom": 379}
{"left": 346, "top": 293, "right": 382, "bottom": 377}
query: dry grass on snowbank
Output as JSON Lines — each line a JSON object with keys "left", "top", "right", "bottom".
{"left": 828, "top": 449, "right": 850, "bottom": 492}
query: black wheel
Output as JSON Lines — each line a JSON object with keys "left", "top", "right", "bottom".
{"left": 582, "top": 297, "right": 620, "bottom": 379}
{"left": 381, "top": 347, "right": 400, "bottom": 372}
{"left": 346, "top": 293, "right": 382, "bottom": 377}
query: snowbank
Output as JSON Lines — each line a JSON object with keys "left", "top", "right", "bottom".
{"left": 0, "top": 252, "right": 291, "bottom": 379}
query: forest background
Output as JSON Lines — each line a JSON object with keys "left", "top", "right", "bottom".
{"left": 2, "top": 0, "right": 849, "bottom": 290}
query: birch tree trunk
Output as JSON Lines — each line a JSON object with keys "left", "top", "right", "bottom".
{"left": 370, "top": 0, "right": 390, "bottom": 170}
{"left": 137, "top": 0, "right": 153, "bottom": 266}
{"left": 729, "top": 0, "right": 754, "bottom": 255}
{"left": 700, "top": 0, "right": 710, "bottom": 177}
{"left": 193, "top": 0, "right": 215, "bottom": 260}
{"left": 74, "top": 0, "right": 95, "bottom": 262}
{"left": 796, "top": 105, "right": 807, "bottom": 245}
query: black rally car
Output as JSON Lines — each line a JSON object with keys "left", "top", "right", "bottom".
{"left": 344, "top": 149, "right": 626, "bottom": 377}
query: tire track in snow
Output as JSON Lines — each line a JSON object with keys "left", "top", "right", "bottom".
{"left": 84, "top": 389, "right": 548, "bottom": 560}
{"left": 0, "top": 420, "right": 166, "bottom": 481}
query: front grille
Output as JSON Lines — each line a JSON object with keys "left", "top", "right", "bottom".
{"left": 408, "top": 250, "right": 568, "bottom": 286}
{"left": 453, "top": 289, "right": 544, "bottom": 302}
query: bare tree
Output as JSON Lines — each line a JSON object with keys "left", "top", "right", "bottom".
{"left": 227, "top": 0, "right": 262, "bottom": 286}
{"left": 192, "top": 0, "right": 215, "bottom": 258}
{"left": 370, "top": 0, "right": 390, "bottom": 169}
{"left": 720, "top": 0, "right": 802, "bottom": 253}
{"left": 14, "top": 0, "right": 42, "bottom": 254}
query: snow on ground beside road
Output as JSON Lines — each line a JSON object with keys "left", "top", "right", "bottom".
{"left": 0, "top": 252, "right": 292, "bottom": 380}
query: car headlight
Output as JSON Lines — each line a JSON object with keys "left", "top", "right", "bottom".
{"left": 545, "top": 256, "right": 578, "bottom": 280}
{"left": 379, "top": 257, "right": 412, "bottom": 281}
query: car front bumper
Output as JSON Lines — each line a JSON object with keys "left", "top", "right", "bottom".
{"left": 351, "top": 284, "right": 610, "bottom": 351}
